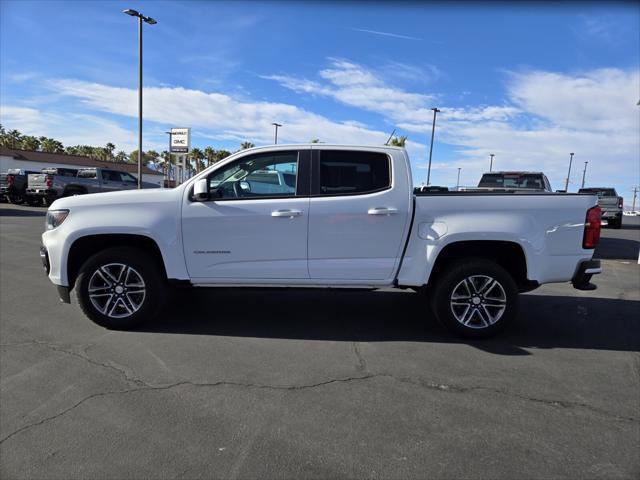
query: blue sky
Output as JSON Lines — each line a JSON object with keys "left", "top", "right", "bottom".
{"left": 1, "top": 1, "right": 638, "bottom": 201}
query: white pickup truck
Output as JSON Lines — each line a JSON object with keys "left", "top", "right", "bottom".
{"left": 40, "top": 145, "right": 602, "bottom": 338}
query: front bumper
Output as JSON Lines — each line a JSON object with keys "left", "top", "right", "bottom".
{"left": 571, "top": 259, "right": 601, "bottom": 291}
{"left": 40, "top": 245, "right": 70, "bottom": 303}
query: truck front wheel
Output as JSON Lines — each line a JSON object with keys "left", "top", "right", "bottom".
{"left": 431, "top": 258, "right": 518, "bottom": 339}
{"left": 76, "top": 247, "right": 166, "bottom": 330}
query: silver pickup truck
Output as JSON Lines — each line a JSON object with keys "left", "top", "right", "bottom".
{"left": 27, "top": 167, "right": 160, "bottom": 205}
{"left": 578, "top": 187, "right": 623, "bottom": 228}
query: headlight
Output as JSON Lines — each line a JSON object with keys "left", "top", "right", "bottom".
{"left": 46, "top": 210, "right": 69, "bottom": 230}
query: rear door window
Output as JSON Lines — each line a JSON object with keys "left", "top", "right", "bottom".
{"left": 316, "top": 150, "right": 391, "bottom": 196}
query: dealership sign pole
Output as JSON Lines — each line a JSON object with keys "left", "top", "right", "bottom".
{"left": 170, "top": 128, "right": 191, "bottom": 185}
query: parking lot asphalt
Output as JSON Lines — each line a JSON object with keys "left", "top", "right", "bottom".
{"left": 1, "top": 203, "right": 639, "bottom": 479}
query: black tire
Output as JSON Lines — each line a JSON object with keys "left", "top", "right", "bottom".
{"left": 43, "top": 196, "right": 57, "bottom": 207}
{"left": 76, "top": 247, "right": 166, "bottom": 330}
{"left": 6, "top": 194, "right": 24, "bottom": 204}
{"left": 26, "top": 197, "right": 42, "bottom": 207}
{"left": 611, "top": 217, "right": 622, "bottom": 229}
{"left": 431, "top": 258, "right": 518, "bottom": 339}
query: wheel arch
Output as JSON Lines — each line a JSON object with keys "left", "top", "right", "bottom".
{"left": 67, "top": 234, "right": 168, "bottom": 290}
{"left": 427, "top": 240, "right": 533, "bottom": 292}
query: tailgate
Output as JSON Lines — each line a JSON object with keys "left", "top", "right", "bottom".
{"left": 28, "top": 174, "right": 50, "bottom": 189}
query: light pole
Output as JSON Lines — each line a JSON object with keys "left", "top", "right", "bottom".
{"left": 581, "top": 161, "right": 588, "bottom": 189}
{"left": 489, "top": 153, "right": 494, "bottom": 172}
{"left": 426, "top": 107, "right": 440, "bottom": 185}
{"left": 564, "top": 152, "right": 574, "bottom": 192}
{"left": 272, "top": 123, "right": 282, "bottom": 144}
{"left": 456, "top": 167, "right": 461, "bottom": 190}
{"left": 123, "top": 8, "right": 157, "bottom": 189}
{"left": 164, "top": 131, "right": 173, "bottom": 187}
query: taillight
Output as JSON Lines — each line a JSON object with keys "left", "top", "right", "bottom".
{"left": 583, "top": 206, "right": 601, "bottom": 249}
{"left": 6, "top": 174, "right": 14, "bottom": 186}
{"left": 618, "top": 197, "right": 623, "bottom": 209}
{"left": 46, "top": 175, "right": 53, "bottom": 188}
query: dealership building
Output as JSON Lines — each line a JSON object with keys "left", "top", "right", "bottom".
{"left": 0, "top": 147, "right": 165, "bottom": 186}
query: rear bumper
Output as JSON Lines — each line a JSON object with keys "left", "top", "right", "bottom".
{"left": 27, "top": 189, "right": 57, "bottom": 197}
{"left": 571, "top": 259, "right": 601, "bottom": 291}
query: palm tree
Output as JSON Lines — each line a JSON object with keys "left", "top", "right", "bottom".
{"left": 215, "top": 150, "right": 231, "bottom": 162}
{"left": 310, "top": 138, "right": 320, "bottom": 143}
{"left": 20, "top": 135, "right": 41, "bottom": 151}
{"left": 65, "top": 145, "right": 79, "bottom": 155}
{"left": 389, "top": 136, "right": 407, "bottom": 147}
{"left": 145, "top": 150, "right": 160, "bottom": 167}
{"left": 240, "top": 141, "right": 255, "bottom": 150}
{"left": 40, "top": 137, "right": 64, "bottom": 153}
{"left": 189, "top": 148, "right": 205, "bottom": 173}
{"left": 6, "top": 130, "right": 22, "bottom": 149}
{"left": 115, "top": 150, "right": 128, "bottom": 163}
{"left": 203, "top": 146, "right": 216, "bottom": 168}
{"left": 104, "top": 142, "right": 116, "bottom": 161}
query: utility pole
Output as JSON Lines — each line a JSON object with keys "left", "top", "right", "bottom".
{"left": 564, "top": 152, "right": 574, "bottom": 192}
{"left": 272, "top": 123, "right": 282, "bottom": 144}
{"left": 426, "top": 107, "right": 440, "bottom": 185}
{"left": 489, "top": 153, "right": 494, "bottom": 172}
{"left": 581, "top": 161, "right": 588, "bottom": 188}
{"left": 456, "top": 167, "right": 461, "bottom": 190}
{"left": 632, "top": 187, "right": 638, "bottom": 212}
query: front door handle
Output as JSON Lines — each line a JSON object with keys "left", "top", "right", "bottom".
{"left": 368, "top": 207, "right": 398, "bottom": 215}
{"left": 271, "top": 209, "right": 302, "bottom": 218}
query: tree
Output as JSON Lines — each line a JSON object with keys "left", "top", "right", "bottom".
{"left": 189, "top": 148, "right": 205, "bottom": 173}
{"left": 104, "top": 142, "right": 116, "bottom": 161}
{"left": 203, "top": 146, "right": 216, "bottom": 168}
{"left": 310, "top": 138, "right": 320, "bottom": 143}
{"left": 4, "top": 129, "right": 22, "bottom": 149}
{"left": 40, "top": 137, "right": 64, "bottom": 153}
{"left": 240, "top": 141, "right": 255, "bottom": 150}
{"left": 129, "top": 150, "right": 158, "bottom": 166}
{"left": 20, "top": 135, "right": 41, "bottom": 151}
{"left": 115, "top": 150, "right": 128, "bottom": 163}
{"left": 215, "top": 149, "right": 231, "bottom": 162}
{"left": 389, "top": 135, "right": 407, "bottom": 147}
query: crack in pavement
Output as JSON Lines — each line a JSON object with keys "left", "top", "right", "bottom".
{"left": 351, "top": 341, "right": 368, "bottom": 373}
{"left": 1, "top": 372, "right": 637, "bottom": 446}
{"left": 1, "top": 340, "right": 149, "bottom": 387}
{"left": 389, "top": 375, "right": 640, "bottom": 424}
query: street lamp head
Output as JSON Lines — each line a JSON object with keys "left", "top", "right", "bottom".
{"left": 144, "top": 16, "right": 157, "bottom": 25}
{"left": 431, "top": 107, "right": 441, "bottom": 113}
{"left": 570, "top": 152, "right": 574, "bottom": 156}
{"left": 272, "top": 122, "right": 282, "bottom": 127}
{"left": 123, "top": 8, "right": 139, "bottom": 16}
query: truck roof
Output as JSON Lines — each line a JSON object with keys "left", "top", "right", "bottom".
{"left": 481, "top": 171, "right": 545, "bottom": 175}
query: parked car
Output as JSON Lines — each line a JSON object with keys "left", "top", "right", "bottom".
{"left": 27, "top": 167, "right": 159, "bottom": 206}
{"left": 40, "top": 145, "right": 602, "bottom": 338}
{"left": 577, "top": 188, "right": 623, "bottom": 228}
{"left": 0, "top": 168, "right": 40, "bottom": 204}
{"left": 462, "top": 171, "right": 553, "bottom": 192}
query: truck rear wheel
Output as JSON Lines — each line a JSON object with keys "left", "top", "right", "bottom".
{"left": 431, "top": 258, "right": 518, "bottom": 339}
{"left": 76, "top": 247, "right": 166, "bottom": 330}
{"left": 6, "top": 194, "right": 25, "bottom": 204}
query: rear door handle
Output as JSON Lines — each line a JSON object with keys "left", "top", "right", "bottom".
{"left": 368, "top": 207, "right": 398, "bottom": 215}
{"left": 271, "top": 209, "right": 302, "bottom": 218}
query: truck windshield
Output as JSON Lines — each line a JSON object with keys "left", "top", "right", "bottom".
{"left": 578, "top": 188, "right": 616, "bottom": 198}
{"left": 479, "top": 173, "right": 544, "bottom": 189}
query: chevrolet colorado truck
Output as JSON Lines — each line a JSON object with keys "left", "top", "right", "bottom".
{"left": 27, "top": 166, "right": 159, "bottom": 206}
{"left": 40, "top": 145, "right": 602, "bottom": 338}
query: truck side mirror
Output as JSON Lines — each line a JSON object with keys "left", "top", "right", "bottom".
{"left": 193, "top": 178, "right": 210, "bottom": 201}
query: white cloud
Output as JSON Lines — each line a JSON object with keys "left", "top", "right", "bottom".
{"left": 0, "top": 105, "right": 147, "bottom": 151}
{"left": 263, "top": 59, "right": 436, "bottom": 126}
{"left": 7, "top": 80, "right": 425, "bottom": 159}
